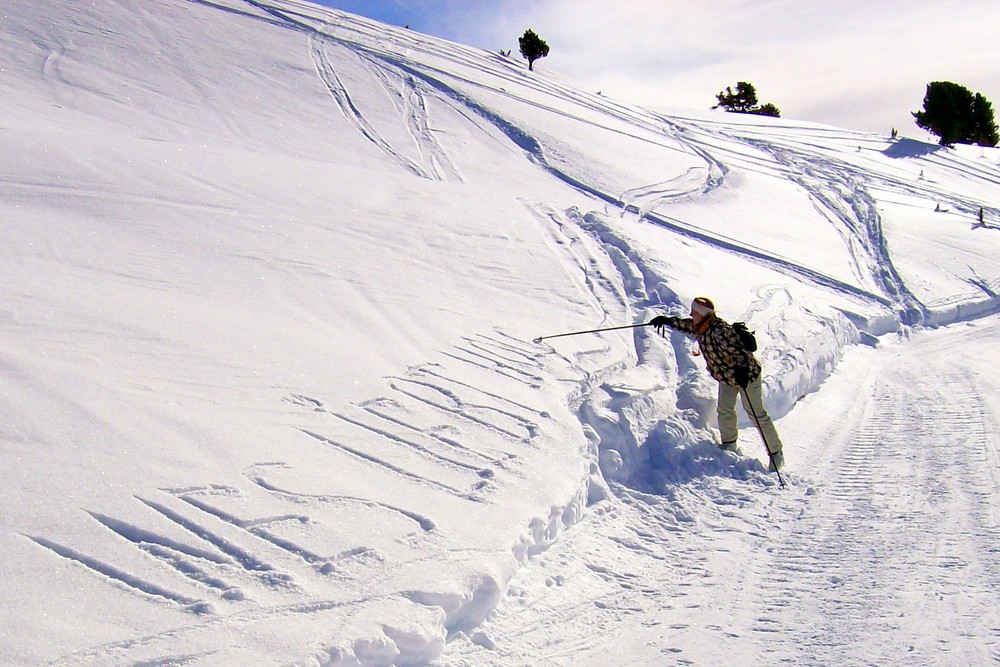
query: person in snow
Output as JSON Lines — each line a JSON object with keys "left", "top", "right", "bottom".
{"left": 650, "top": 297, "right": 784, "bottom": 471}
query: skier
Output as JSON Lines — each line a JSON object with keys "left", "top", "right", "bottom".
{"left": 650, "top": 297, "right": 784, "bottom": 471}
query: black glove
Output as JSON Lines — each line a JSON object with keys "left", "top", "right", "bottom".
{"left": 734, "top": 365, "right": 750, "bottom": 389}
{"left": 649, "top": 315, "right": 671, "bottom": 336}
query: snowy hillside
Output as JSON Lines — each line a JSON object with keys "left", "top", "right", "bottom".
{"left": 2, "top": 1, "right": 1000, "bottom": 665}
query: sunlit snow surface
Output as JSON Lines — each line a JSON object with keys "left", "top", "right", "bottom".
{"left": 2, "top": 1, "right": 999, "bottom": 665}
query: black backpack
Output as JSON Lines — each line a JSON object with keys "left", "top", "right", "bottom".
{"left": 732, "top": 321, "right": 757, "bottom": 352}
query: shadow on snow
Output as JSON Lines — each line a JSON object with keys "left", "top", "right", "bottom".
{"left": 882, "top": 137, "right": 944, "bottom": 159}
{"left": 606, "top": 419, "right": 772, "bottom": 494}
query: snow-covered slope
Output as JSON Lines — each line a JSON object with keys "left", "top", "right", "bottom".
{"left": 2, "top": 1, "right": 999, "bottom": 665}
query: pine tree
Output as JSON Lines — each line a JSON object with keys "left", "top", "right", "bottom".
{"left": 714, "top": 82, "right": 758, "bottom": 113}
{"left": 972, "top": 93, "right": 999, "bottom": 147}
{"left": 913, "top": 81, "right": 980, "bottom": 146}
{"left": 518, "top": 29, "right": 549, "bottom": 72}
{"left": 713, "top": 82, "right": 781, "bottom": 117}
{"left": 753, "top": 102, "right": 782, "bottom": 118}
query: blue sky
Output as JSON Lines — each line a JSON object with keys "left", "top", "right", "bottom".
{"left": 311, "top": 1, "right": 1000, "bottom": 140}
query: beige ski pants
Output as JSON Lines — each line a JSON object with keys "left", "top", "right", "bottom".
{"left": 718, "top": 377, "right": 783, "bottom": 455}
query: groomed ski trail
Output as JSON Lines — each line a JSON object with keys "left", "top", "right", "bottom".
{"left": 748, "top": 323, "right": 1000, "bottom": 665}
{"left": 437, "top": 316, "right": 1000, "bottom": 666}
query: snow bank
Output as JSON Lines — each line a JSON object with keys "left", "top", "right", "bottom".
{"left": 578, "top": 285, "right": 859, "bottom": 491}
{"left": 747, "top": 286, "right": 861, "bottom": 419}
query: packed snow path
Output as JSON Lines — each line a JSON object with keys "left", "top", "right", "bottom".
{"left": 747, "top": 323, "right": 1000, "bottom": 665}
{"left": 440, "top": 317, "right": 1000, "bottom": 665}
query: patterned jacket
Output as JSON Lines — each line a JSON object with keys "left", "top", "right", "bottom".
{"left": 662, "top": 314, "right": 761, "bottom": 386}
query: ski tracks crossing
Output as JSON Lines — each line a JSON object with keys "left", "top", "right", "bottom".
{"left": 307, "top": 31, "right": 462, "bottom": 182}
{"left": 40, "top": 331, "right": 598, "bottom": 665}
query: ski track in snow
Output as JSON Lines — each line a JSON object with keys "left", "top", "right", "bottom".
{"left": 743, "top": 136, "right": 924, "bottom": 320}
{"left": 308, "top": 31, "right": 464, "bottom": 183}
{"left": 252, "top": 0, "right": 1000, "bottom": 326}
{"left": 654, "top": 117, "right": 1000, "bottom": 323}
{"left": 236, "top": 0, "right": 467, "bottom": 184}
{"left": 42, "top": 330, "right": 585, "bottom": 665}
{"left": 307, "top": 34, "right": 427, "bottom": 180}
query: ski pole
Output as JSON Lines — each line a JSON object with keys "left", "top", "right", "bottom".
{"left": 533, "top": 321, "right": 650, "bottom": 344}
{"left": 739, "top": 386, "right": 786, "bottom": 488}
